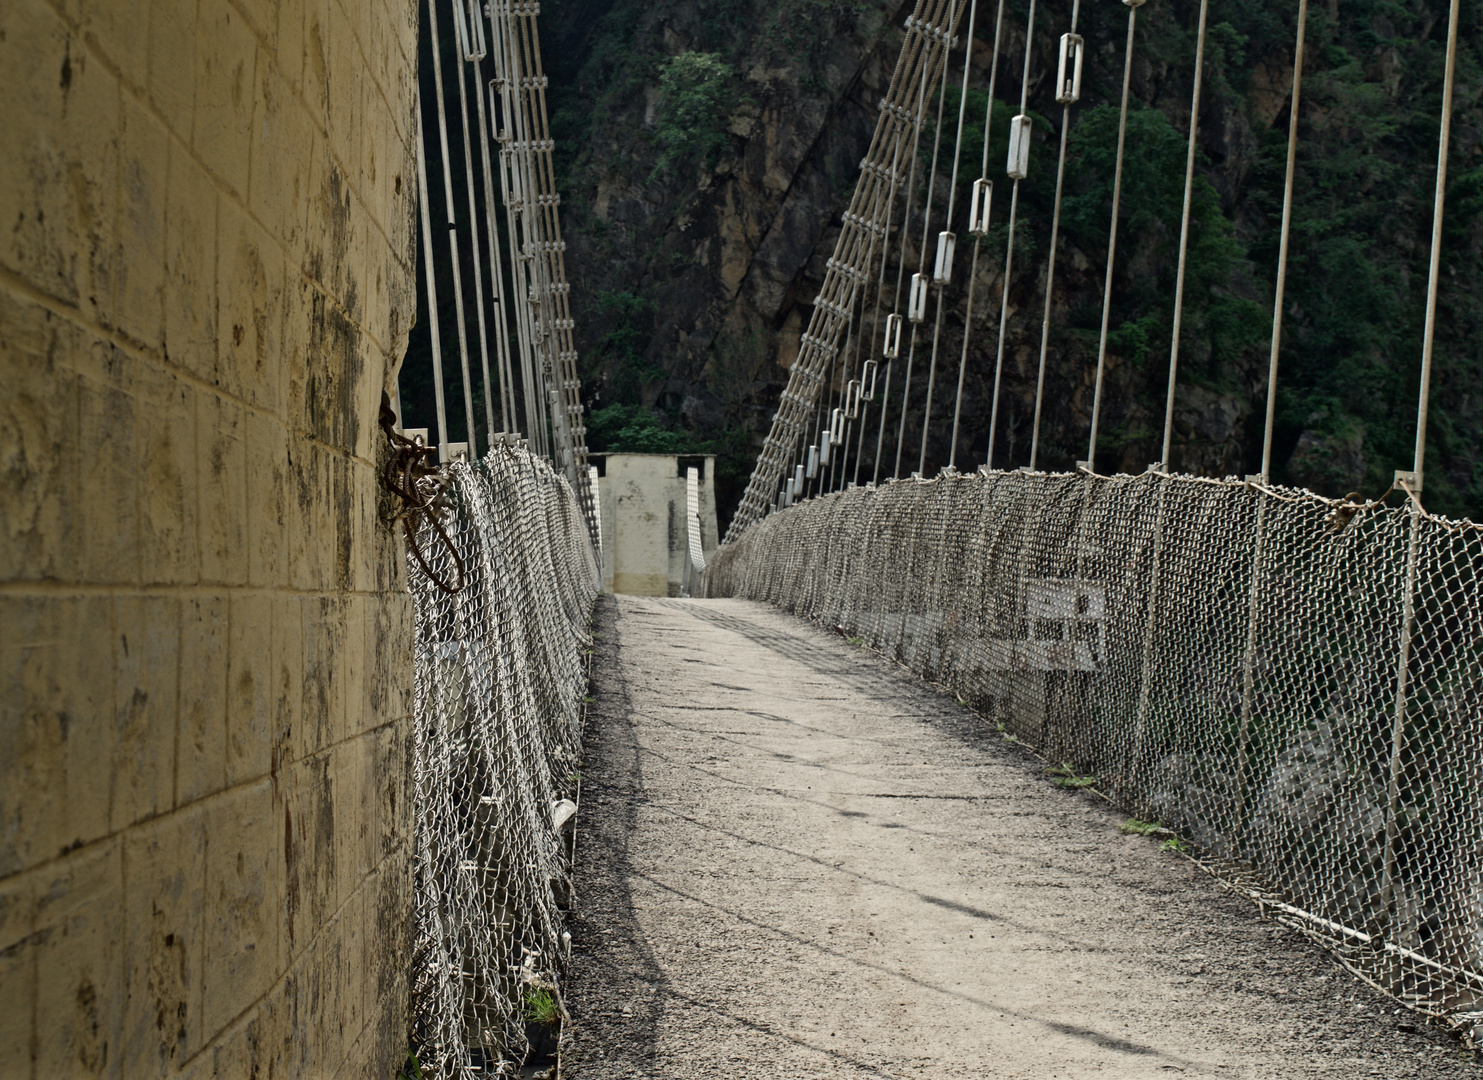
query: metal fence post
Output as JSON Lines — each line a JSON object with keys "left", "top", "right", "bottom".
{"left": 1128, "top": 469, "right": 1170, "bottom": 799}
{"left": 1235, "top": 0, "right": 1308, "bottom": 842}
{"left": 1233, "top": 488, "right": 1267, "bottom": 840}
{"left": 1377, "top": 0, "right": 1460, "bottom": 936}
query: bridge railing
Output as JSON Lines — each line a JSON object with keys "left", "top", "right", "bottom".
{"left": 706, "top": 468, "right": 1483, "bottom": 1032}
{"left": 405, "top": 445, "right": 599, "bottom": 1076}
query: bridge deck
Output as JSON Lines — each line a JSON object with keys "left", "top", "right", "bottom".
{"left": 564, "top": 596, "right": 1457, "bottom": 1078}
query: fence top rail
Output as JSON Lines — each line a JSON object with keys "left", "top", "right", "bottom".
{"left": 736, "top": 464, "right": 1483, "bottom": 545}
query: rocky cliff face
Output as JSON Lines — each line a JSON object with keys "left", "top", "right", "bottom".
{"left": 544, "top": 0, "right": 1483, "bottom": 526}
{"left": 543, "top": 0, "right": 908, "bottom": 516}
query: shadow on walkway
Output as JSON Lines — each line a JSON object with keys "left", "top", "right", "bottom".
{"left": 563, "top": 596, "right": 1467, "bottom": 1079}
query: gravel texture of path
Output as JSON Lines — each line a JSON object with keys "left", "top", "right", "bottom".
{"left": 561, "top": 594, "right": 1477, "bottom": 1078}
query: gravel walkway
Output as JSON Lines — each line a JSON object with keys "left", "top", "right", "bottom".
{"left": 562, "top": 595, "right": 1476, "bottom": 1078}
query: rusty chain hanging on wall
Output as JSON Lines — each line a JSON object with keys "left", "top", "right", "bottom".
{"left": 380, "top": 393, "right": 466, "bottom": 595}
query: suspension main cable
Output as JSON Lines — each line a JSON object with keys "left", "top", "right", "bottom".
{"left": 853, "top": 122, "right": 913, "bottom": 488}
{"left": 986, "top": 0, "right": 1038, "bottom": 471}
{"left": 753, "top": 8, "right": 951, "bottom": 523}
{"left": 826, "top": 258, "right": 855, "bottom": 495}
{"left": 471, "top": 58, "right": 519, "bottom": 435}
{"left": 822, "top": 155, "right": 899, "bottom": 498}
{"left": 503, "top": 8, "right": 554, "bottom": 460}
{"left": 1027, "top": 0, "right": 1081, "bottom": 472}
{"left": 728, "top": 0, "right": 967, "bottom": 533}
{"left": 415, "top": 119, "right": 451, "bottom": 451}
{"left": 1087, "top": 0, "right": 1143, "bottom": 470}
{"left": 806, "top": 323, "right": 828, "bottom": 498}
{"left": 834, "top": 150, "right": 900, "bottom": 495}
{"left": 828, "top": 305, "right": 853, "bottom": 494}
{"left": 828, "top": 186, "right": 897, "bottom": 496}
{"left": 916, "top": 0, "right": 981, "bottom": 476}
{"left": 1160, "top": 0, "right": 1210, "bottom": 469}
{"left": 801, "top": 134, "right": 897, "bottom": 504}
{"left": 835, "top": 150, "right": 909, "bottom": 492}
{"left": 831, "top": 281, "right": 862, "bottom": 493}
{"left": 450, "top": 0, "right": 499, "bottom": 453}
{"left": 817, "top": 314, "right": 841, "bottom": 498}
{"left": 521, "top": 8, "right": 588, "bottom": 480}
{"left": 948, "top": 0, "right": 1007, "bottom": 471}
{"left": 830, "top": 283, "right": 866, "bottom": 498}
{"left": 874, "top": 40, "right": 940, "bottom": 486}
{"left": 513, "top": 11, "right": 559, "bottom": 461}
{"left": 489, "top": 14, "right": 543, "bottom": 453}
{"left": 893, "top": 18, "right": 957, "bottom": 480}
{"left": 425, "top": 0, "right": 480, "bottom": 461}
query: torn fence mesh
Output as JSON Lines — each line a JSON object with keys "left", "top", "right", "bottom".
{"left": 407, "top": 446, "right": 598, "bottom": 1076}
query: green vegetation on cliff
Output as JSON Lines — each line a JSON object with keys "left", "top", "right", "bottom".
{"left": 653, "top": 52, "right": 740, "bottom": 176}
{"left": 539, "top": 0, "right": 1483, "bottom": 526}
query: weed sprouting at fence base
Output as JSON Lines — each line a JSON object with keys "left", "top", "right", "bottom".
{"left": 705, "top": 467, "right": 1483, "bottom": 1034}
{"left": 406, "top": 445, "right": 599, "bottom": 1077}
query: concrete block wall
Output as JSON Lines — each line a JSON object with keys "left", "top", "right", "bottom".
{"left": 596, "top": 454, "right": 719, "bottom": 596}
{"left": 0, "top": 0, "right": 419, "bottom": 1075}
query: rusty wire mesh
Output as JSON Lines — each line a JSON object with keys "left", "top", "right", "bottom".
{"left": 706, "top": 467, "right": 1483, "bottom": 1038}
{"left": 407, "top": 445, "right": 599, "bottom": 1076}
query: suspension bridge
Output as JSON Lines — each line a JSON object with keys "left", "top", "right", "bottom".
{"left": 388, "top": 0, "right": 1482, "bottom": 1074}
{"left": 0, "top": 0, "right": 1475, "bottom": 1075}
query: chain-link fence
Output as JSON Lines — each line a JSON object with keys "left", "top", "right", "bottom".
{"left": 406, "top": 445, "right": 599, "bottom": 1076}
{"left": 706, "top": 467, "right": 1483, "bottom": 1037}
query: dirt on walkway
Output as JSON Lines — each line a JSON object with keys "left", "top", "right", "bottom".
{"left": 562, "top": 595, "right": 1477, "bottom": 1078}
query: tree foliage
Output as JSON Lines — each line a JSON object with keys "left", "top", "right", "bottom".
{"left": 654, "top": 51, "right": 737, "bottom": 175}
{"left": 587, "top": 403, "right": 701, "bottom": 454}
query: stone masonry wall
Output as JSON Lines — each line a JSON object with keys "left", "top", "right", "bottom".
{"left": 0, "top": 0, "right": 419, "bottom": 1075}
